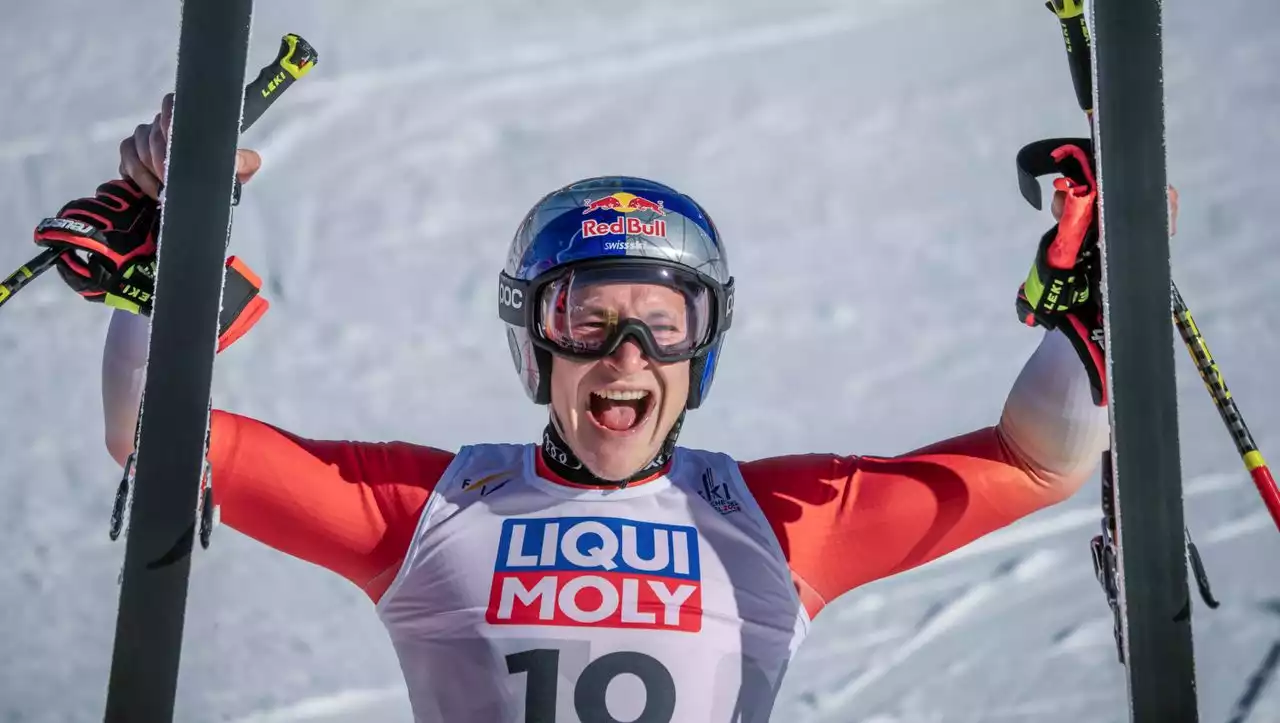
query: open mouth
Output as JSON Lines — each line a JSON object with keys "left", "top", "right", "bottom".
{"left": 587, "top": 389, "right": 654, "bottom": 433}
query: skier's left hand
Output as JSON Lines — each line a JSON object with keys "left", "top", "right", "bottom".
{"left": 1050, "top": 183, "right": 1178, "bottom": 234}
{"left": 1016, "top": 140, "right": 1182, "bottom": 408}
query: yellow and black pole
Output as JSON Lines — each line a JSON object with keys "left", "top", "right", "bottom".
{"left": 1049, "top": 0, "right": 1093, "bottom": 118}
{"left": 1172, "top": 285, "right": 1280, "bottom": 527}
{"left": 0, "top": 250, "right": 56, "bottom": 309}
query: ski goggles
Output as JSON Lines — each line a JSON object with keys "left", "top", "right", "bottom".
{"left": 499, "top": 260, "right": 734, "bottom": 363}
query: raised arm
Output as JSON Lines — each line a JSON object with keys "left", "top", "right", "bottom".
{"left": 101, "top": 307, "right": 454, "bottom": 602}
{"left": 101, "top": 309, "right": 150, "bottom": 466}
{"left": 740, "top": 328, "right": 1108, "bottom": 618}
{"left": 57, "top": 91, "right": 454, "bottom": 603}
{"left": 739, "top": 159, "right": 1128, "bottom": 618}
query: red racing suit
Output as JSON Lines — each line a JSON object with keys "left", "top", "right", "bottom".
{"left": 101, "top": 311, "right": 1107, "bottom": 722}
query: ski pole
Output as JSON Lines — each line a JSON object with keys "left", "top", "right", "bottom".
{"left": 0, "top": 32, "right": 317, "bottom": 314}
{"left": 0, "top": 248, "right": 59, "bottom": 309}
{"left": 1172, "top": 286, "right": 1280, "bottom": 530}
{"left": 1042, "top": 0, "right": 1280, "bottom": 528}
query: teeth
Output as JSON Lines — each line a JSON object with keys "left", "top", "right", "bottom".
{"left": 593, "top": 389, "right": 651, "bottom": 401}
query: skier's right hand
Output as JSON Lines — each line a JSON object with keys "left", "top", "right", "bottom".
{"left": 119, "top": 92, "right": 262, "bottom": 199}
{"left": 34, "top": 178, "right": 160, "bottom": 313}
{"left": 32, "top": 179, "right": 269, "bottom": 352}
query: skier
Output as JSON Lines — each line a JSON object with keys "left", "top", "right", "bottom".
{"left": 36, "top": 93, "right": 1137, "bottom": 722}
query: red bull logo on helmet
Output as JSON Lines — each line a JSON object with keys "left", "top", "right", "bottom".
{"left": 486, "top": 517, "right": 702, "bottom": 632}
{"left": 581, "top": 193, "right": 669, "bottom": 240}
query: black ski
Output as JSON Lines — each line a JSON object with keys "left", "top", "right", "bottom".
{"left": 1089, "top": 1, "right": 1200, "bottom": 721}
{"left": 98, "top": 3, "right": 313, "bottom": 720}
{"left": 102, "top": 1, "right": 254, "bottom": 717}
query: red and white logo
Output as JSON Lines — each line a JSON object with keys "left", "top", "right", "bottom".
{"left": 486, "top": 517, "right": 702, "bottom": 632}
{"left": 582, "top": 216, "right": 667, "bottom": 239}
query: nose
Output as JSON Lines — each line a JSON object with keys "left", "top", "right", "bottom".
{"left": 602, "top": 338, "right": 649, "bottom": 374}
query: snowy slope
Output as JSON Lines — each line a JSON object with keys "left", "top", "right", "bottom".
{"left": 1, "top": 0, "right": 1277, "bottom": 721}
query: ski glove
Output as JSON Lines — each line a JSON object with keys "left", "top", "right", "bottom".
{"left": 1015, "top": 143, "right": 1107, "bottom": 407}
{"left": 34, "top": 178, "right": 268, "bottom": 352}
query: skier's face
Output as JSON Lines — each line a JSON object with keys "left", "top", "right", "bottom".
{"left": 548, "top": 283, "right": 691, "bottom": 482}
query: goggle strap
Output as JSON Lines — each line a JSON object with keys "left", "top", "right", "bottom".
{"left": 498, "top": 273, "right": 530, "bottom": 326}
{"left": 720, "top": 277, "right": 735, "bottom": 332}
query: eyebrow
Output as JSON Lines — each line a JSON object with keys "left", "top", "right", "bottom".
{"left": 643, "top": 309, "right": 676, "bottom": 321}
{"left": 577, "top": 302, "right": 678, "bottom": 318}
{"left": 576, "top": 304, "right": 611, "bottom": 317}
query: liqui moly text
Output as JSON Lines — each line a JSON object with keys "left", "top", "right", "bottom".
{"left": 486, "top": 517, "right": 702, "bottom": 632}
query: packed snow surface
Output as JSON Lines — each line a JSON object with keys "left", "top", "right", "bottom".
{"left": 1, "top": 0, "right": 1277, "bottom": 720}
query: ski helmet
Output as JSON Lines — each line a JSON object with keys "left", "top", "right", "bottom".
{"left": 498, "top": 176, "right": 733, "bottom": 410}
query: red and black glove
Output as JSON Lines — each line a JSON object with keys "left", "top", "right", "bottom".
{"left": 34, "top": 178, "right": 268, "bottom": 352}
{"left": 35, "top": 178, "right": 159, "bottom": 310}
{"left": 1015, "top": 143, "right": 1108, "bottom": 406}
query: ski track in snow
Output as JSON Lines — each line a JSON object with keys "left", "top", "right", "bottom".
{"left": 1225, "top": 641, "right": 1280, "bottom": 723}
{"left": 2, "top": 0, "right": 1278, "bottom": 721}
{"left": 226, "top": 685, "right": 409, "bottom": 723}
{"left": 808, "top": 551, "right": 1059, "bottom": 719}
{"left": 0, "top": 1, "right": 944, "bottom": 167}
{"left": 1205, "top": 511, "right": 1277, "bottom": 545}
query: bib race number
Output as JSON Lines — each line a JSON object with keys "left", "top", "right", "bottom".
{"left": 506, "top": 649, "right": 676, "bottom": 723}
